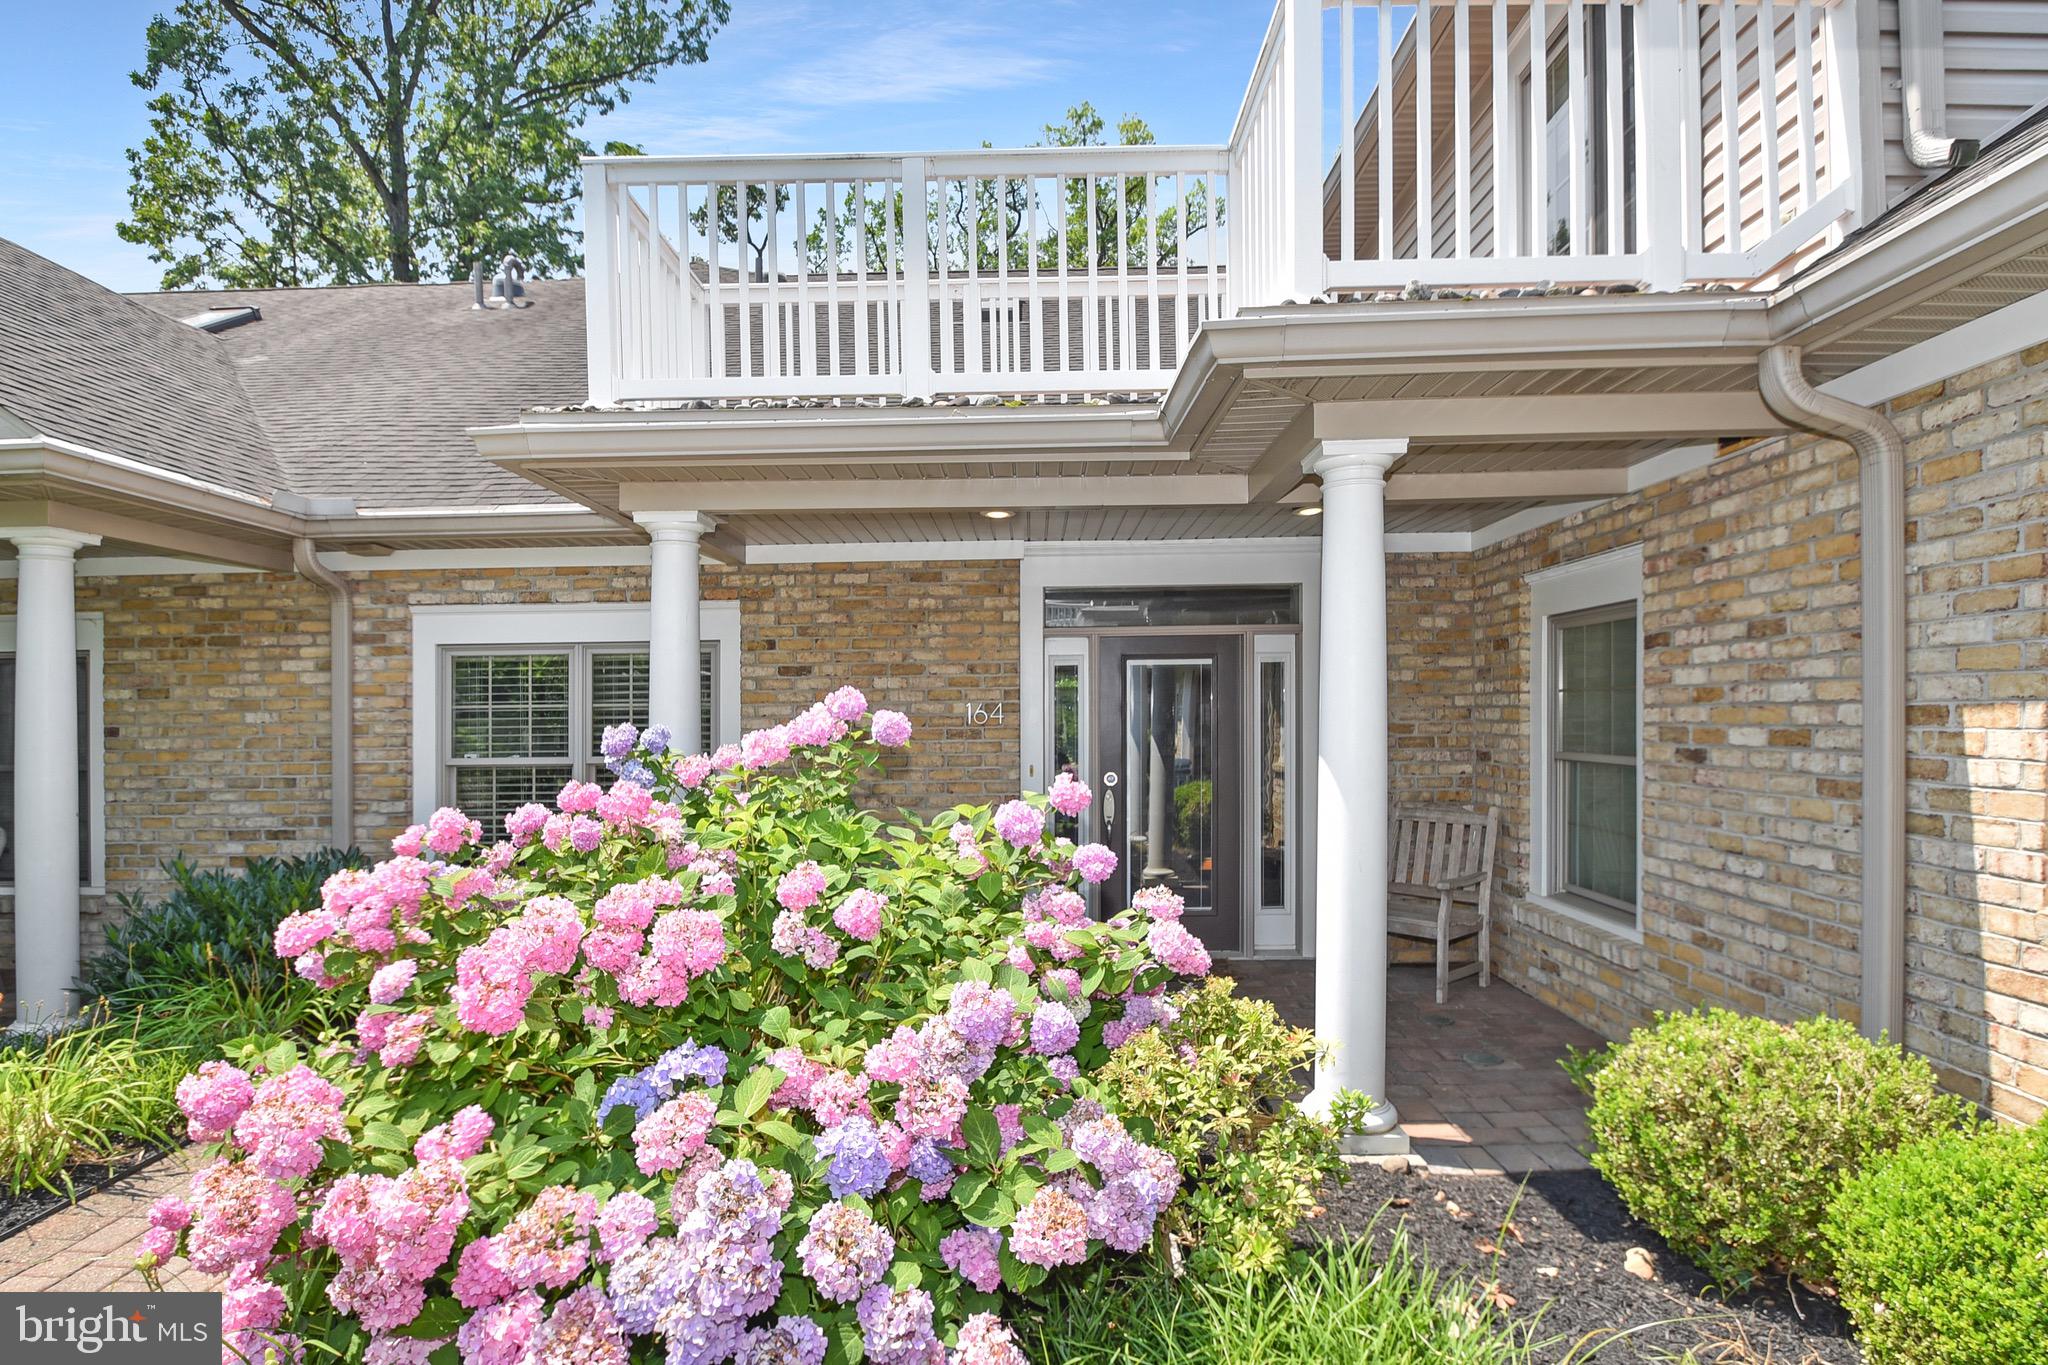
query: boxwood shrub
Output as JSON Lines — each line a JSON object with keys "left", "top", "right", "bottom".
{"left": 1583, "top": 1008, "right": 1970, "bottom": 1288}
{"left": 1825, "top": 1120, "right": 2048, "bottom": 1365}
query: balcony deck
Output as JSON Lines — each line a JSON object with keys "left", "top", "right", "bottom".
{"left": 584, "top": 1, "right": 1865, "bottom": 406}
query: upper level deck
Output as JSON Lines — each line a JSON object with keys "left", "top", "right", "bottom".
{"left": 582, "top": 0, "right": 2048, "bottom": 406}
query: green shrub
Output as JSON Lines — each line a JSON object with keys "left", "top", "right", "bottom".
{"left": 1016, "top": 1230, "right": 1541, "bottom": 1363}
{"left": 1585, "top": 1008, "right": 1970, "bottom": 1288}
{"left": 81, "top": 849, "right": 360, "bottom": 1002}
{"left": 1097, "top": 977, "right": 1345, "bottom": 1273}
{"left": 1825, "top": 1120, "right": 2048, "bottom": 1365}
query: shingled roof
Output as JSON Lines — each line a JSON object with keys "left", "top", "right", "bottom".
{"left": 129, "top": 276, "right": 587, "bottom": 510}
{"left": 0, "top": 237, "right": 286, "bottom": 497}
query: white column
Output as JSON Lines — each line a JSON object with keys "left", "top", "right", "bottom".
{"left": 8, "top": 529, "right": 99, "bottom": 1029}
{"left": 634, "top": 512, "right": 716, "bottom": 750}
{"left": 1301, "top": 439, "right": 1407, "bottom": 1151}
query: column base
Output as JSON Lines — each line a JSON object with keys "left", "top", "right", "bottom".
{"left": 1300, "top": 1086, "right": 1405, "bottom": 1154}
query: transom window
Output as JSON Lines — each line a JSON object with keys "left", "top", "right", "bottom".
{"left": 441, "top": 643, "right": 715, "bottom": 832}
{"left": 1550, "top": 605, "right": 1638, "bottom": 913}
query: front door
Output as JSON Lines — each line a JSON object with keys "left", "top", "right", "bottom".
{"left": 1093, "top": 635, "right": 1243, "bottom": 953}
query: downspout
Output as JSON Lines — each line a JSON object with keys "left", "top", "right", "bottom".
{"left": 1899, "top": 0, "right": 1958, "bottom": 168}
{"left": 293, "top": 539, "right": 354, "bottom": 850}
{"left": 1757, "top": 345, "right": 1905, "bottom": 1044}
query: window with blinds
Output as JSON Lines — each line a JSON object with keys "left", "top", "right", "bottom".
{"left": 1551, "top": 606, "right": 1638, "bottom": 913}
{"left": 0, "top": 652, "right": 91, "bottom": 885}
{"left": 443, "top": 643, "right": 717, "bottom": 833}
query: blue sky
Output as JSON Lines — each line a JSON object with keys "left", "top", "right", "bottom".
{"left": 0, "top": 0, "right": 1277, "bottom": 293}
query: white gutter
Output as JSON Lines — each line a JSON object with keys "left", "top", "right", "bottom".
{"left": 292, "top": 538, "right": 354, "bottom": 851}
{"left": 1899, "top": 0, "right": 1957, "bottom": 168}
{"left": 1757, "top": 345, "right": 1906, "bottom": 1044}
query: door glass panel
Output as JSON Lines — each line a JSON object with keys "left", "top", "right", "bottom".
{"left": 1049, "top": 659, "right": 1085, "bottom": 843}
{"left": 1257, "top": 659, "right": 1287, "bottom": 909}
{"left": 1044, "top": 587, "right": 1298, "bottom": 629}
{"left": 1122, "top": 660, "right": 1217, "bottom": 911}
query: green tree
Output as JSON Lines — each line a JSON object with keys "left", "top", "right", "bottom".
{"left": 119, "top": 0, "right": 728, "bottom": 288}
{"left": 800, "top": 102, "right": 1219, "bottom": 276}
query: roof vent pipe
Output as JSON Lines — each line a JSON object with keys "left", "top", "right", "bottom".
{"left": 292, "top": 538, "right": 354, "bottom": 851}
{"left": 472, "top": 252, "right": 531, "bottom": 309}
{"left": 1757, "top": 345, "right": 1906, "bottom": 1045}
{"left": 1901, "top": 0, "right": 1960, "bottom": 168}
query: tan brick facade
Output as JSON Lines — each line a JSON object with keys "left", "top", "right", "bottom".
{"left": 1378, "top": 341, "right": 2048, "bottom": 1124}
{"left": 0, "top": 559, "right": 1021, "bottom": 995}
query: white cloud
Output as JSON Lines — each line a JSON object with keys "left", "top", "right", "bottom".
{"left": 764, "top": 23, "right": 1071, "bottom": 109}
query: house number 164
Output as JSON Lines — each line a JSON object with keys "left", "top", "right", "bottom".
{"left": 963, "top": 701, "right": 1006, "bottom": 726}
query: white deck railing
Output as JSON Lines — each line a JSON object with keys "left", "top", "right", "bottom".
{"left": 587, "top": 148, "right": 1231, "bottom": 404}
{"left": 586, "top": 0, "right": 1866, "bottom": 403}
{"left": 1296, "top": 0, "right": 1865, "bottom": 295}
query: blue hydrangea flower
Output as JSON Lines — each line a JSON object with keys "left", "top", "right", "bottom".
{"left": 617, "top": 758, "right": 656, "bottom": 787}
{"left": 905, "top": 1138, "right": 951, "bottom": 1186}
{"left": 598, "top": 1073, "right": 663, "bottom": 1123}
{"left": 642, "top": 723, "right": 673, "bottom": 755}
{"left": 601, "top": 721, "right": 640, "bottom": 762}
{"left": 815, "top": 1116, "right": 891, "bottom": 1198}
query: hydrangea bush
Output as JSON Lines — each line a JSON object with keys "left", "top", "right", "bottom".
{"left": 139, "top": 689, "right": 1216, "bottom": 1365}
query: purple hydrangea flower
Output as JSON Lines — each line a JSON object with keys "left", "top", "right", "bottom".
{"left": 814, "top": 1116, "right": 890, "bottom": 1199}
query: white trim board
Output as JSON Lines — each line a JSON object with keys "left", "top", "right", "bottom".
{"left": 408, "top": 601, "right": 740, "bottom": 824}
{"left": 0, "top": 613, "right": 107, "bottom": 896}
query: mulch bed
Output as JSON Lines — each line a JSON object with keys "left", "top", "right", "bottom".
{"left": 0, "top": 1144, "right": 171, "bottom": 1243}
{"left": 1307, "top": 1162, "right": 1860, "bottom": 1364}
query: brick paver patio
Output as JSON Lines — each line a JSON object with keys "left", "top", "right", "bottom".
{"left": 0, "top": 1149, "right": 219, "bottom": 1294}
{"left": 1219, "top": 960, "right": 1604, "bottom": 1174}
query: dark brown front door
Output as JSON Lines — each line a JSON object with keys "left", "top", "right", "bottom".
{"left": 1093, "top": 635, "right": 1243, "bottom": 954}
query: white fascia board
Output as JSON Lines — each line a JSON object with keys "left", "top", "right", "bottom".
{"left": 1821, "top": 287, "right": 2048, "bottom": 406}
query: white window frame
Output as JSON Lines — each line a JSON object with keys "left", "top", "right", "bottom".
{"left": 1527, "top": 545, "right": 1644, "bottom": 939}
{"left": 0, "top": 613, "right": 106, "bottom": 895}
{"left": 410, "top": 603, "right": 740, "bottom": 825}
{"left": 1250, "top": 632, "right": 1298, "bottom": 955}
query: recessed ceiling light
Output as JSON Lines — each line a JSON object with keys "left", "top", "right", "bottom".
{"left": 983, "top": 509, "right": 1013, "bottom": 520}
{"left": 1295, "top": 505, "right": 1323, "bottom": 517}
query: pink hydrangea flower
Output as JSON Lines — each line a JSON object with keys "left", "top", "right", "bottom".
{"left": 674, "top": 753, "right": 715, "bottom": 788}
{"left": 1047, "top": 772, "right": 1094, "bottom": 817}
{"left": 992, "top": 800, "right": 1045, "bottom": 849}
{"left": 741, "top": 725, "right": 793, "bottom": 769}
{"left": 505, "top": 803, "right": 550, "bottom": 844}
{"left": 1132, "top": 885, "right": 1185, "bottom": 921}
{"left": 184, "top": 1159, "right": 299, "bottom": 1273}
{"left": 797, "top": 1201, "right": 895, "bottom": 1303}
{"left": 823, "top": 686, "right": 868, "bottom": 722}
{"left": 456, "top": 1289, "right": 544, "bottom": 1365}
{"left": 871, "top": 710, "right": 912, "bottom": 747}
{"left": 1148, "top": 919, "right": 1212, "bottom": 976}
{"left": 832, "top": 888, "right": 888, "bottom": 942}
{"left": 595, "top": 1191, "right": 658, "bottom": 1263}
{"left": 1071, "top": 843, "right": 1118, "bottom": 884}
{"left": 594, "top": 781, "right": 653, "bottom": 828}
{"left": 583, "top": 1005, "right": 615, "bottom": 1029}
{"left": 788, "top": 703, "right": 847, "bottom": 748}
{"left": 776, "top": 861, "right": 828, "bottom": 912}
{"left": 952, "top": 1313, "right": 1030, "bottom": 1365}
{"left": 1008, "top": 1186, "right": 1090, "bottom": 1267}
{"left": 426, "top": 806, "right": 482, "bottom": 856}
{"left": 273, "top": 906, "right": 337, "bottom": 959}
{"left": 557, "top": 780, "right": 602, "bottom": 813}
{"left": 368, "top": 958, "right": 418, "bottom": 1005}
{"left": 939, "top": 1226, "right": 1003, "bottom": 1294}
{"left": 416, "top": 1105, "right": 495, "bottom": 1163}
{"left": 391, "top": 824, "right": 428, "bottom": 857}
{"left": 176, "top": 1061, "right": 254, "bottom": 1143}
{"left": 233, "top": 1064, "right": 347, "bottom": 1180}
{"left": 632, "top": 1092, "right": 717, "bottom": 1175}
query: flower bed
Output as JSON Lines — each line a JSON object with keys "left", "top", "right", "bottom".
{"left": 139, "top": 690, "right": 1217, "bottom": 1365}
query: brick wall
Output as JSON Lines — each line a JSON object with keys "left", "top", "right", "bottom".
{"left": 0, "top": 558, "right": 1022, "bottom": 995}
{"left": 1379, "top": 339, "right": 2048, "bottom": 1123}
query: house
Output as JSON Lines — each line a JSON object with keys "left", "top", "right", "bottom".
{"left": 2, "top": 0, "right": 2045, "bottom": 1141}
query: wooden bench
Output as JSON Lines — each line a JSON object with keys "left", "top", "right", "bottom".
{"left": 1387, "top": 803, "right": 1500, "bottom": 1004}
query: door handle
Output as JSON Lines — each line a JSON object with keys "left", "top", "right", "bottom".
{"left": 1099, "top": 771, "right": 1118, "bottom": 831}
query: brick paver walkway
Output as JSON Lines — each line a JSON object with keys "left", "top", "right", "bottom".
{"left": 0, "top": 1149, "right": 219, "bottom": 1294}
{"left": 1219, "top": 960, "right": 1604, "bottom": 1174}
